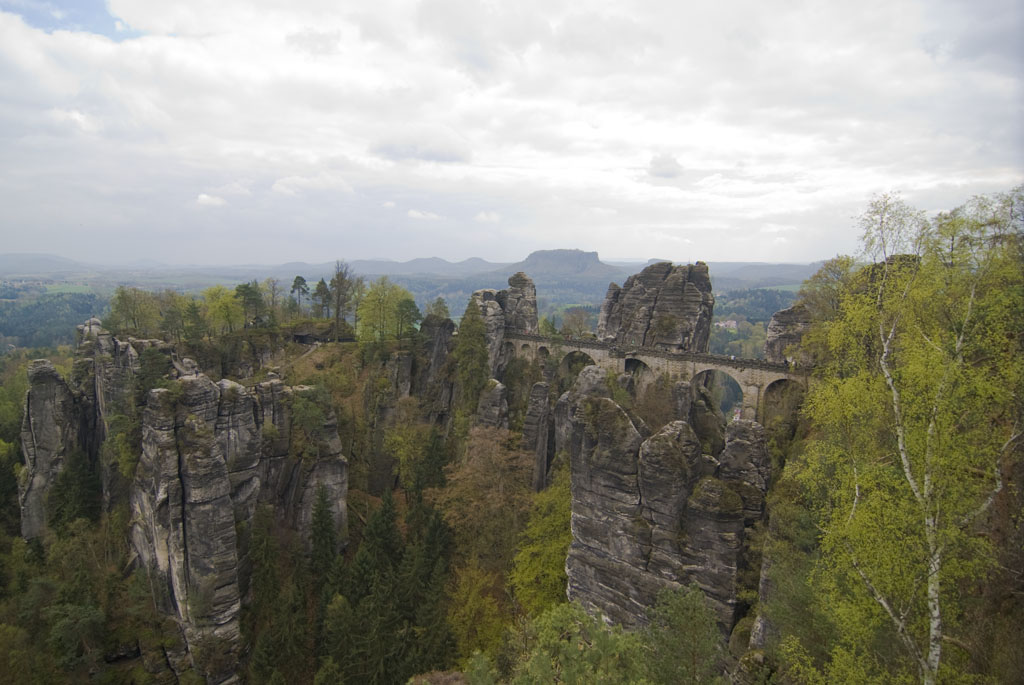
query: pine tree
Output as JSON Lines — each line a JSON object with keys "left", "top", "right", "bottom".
{"left": 452, "top": 299, "right": 490, "bottom": 411}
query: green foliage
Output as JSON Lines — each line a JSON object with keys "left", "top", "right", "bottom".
{"left": 431, "top": 427, "right": 532, "bottom": 572}
{"left": 424, "top": 296, "right": 450, "bottom": 319}
{"left": 107, "top": 286, "right": 160, "bottom": 337}
{"left": 451, "top": 299, "right": 491, "bottom": 411}
{"left": 356, "top": 277, "right": 417, "bottom": 343}
{"left": 448, "top": 560, "right": 506, "bottom": 664}
{"left": 642, "top": 585, "right": 725, "bottom": 685}
{"left": 510, "top": 466, "right": 572, "bottom": 617}
{"left": 46, "top": 450, "right": 101, "bottom": 535}
{"left": 713, "top": 288, "right": 796, "bottom": 323}
{"left": 510, "top": 602, "right": 646, "bottom": 684}
{"left": 310, "top": 484, "right": 338, "bottom": 593}
{"left": 790, "top": 188, "right": 1024, "bottom": 684}
{"left": 0, "top": 292, "right": 102, "bottom": 347}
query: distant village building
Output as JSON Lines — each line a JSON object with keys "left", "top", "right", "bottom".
{"left": 715, "top": 319, "right": 739, "bottom": 330}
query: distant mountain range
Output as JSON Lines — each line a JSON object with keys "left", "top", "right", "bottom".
{"left": 0, "top": 251, "right": 824, "bottom": 309}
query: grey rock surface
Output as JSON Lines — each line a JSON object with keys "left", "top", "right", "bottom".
{"left": 522, "top": 382, "right": 554, "bottom": 490}
{"left": 596, "top": 261, "right": 714, "bottom": 352}
{"left": 475, "top": 380, "right": 509, "bottom": 429}
{"left": 560, "top": 368, "right": 771, "bottom": 631}
{"left": 764, "top": 304, "right": 811, "bottom": 364}
{"left": 18, "top": 360, "right": 82, "bottom": 538}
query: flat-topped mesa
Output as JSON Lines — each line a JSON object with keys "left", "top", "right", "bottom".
{"left": 471, "top": 271, "right": 539, "bottom": 376}
{"left": 596, "top": 261, "right": 715, "bottom": 353}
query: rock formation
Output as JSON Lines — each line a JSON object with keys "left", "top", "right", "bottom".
{"left": 764, "top": 304, "right": 811, "bottom": 365}
{"left": 471, "top": 271, "right": 539, "bottom": 377}
{"left": 475, "top": 380, "right": 509, "bottom": 429}
{"left": 129, "top": 373, "right": 347, "bottom": 682}
{"left": 596, "top": 261, "right": 714, "bottom": 352}
{"left": 18, "top": 360, "right": 84, "bottom": 539}
{"left": 522, "top": 382, "right": 554, "bottom": 491}
{"left": 559, "top": 366, "right": 771, "bottom": 631}
{"left": 20, "top": 320, "right": 348, "bottom": 682}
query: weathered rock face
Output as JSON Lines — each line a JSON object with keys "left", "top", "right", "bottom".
{"left": 130, "top": 373, "right": 348, "bottom": 682}
{"left": 23, "top": 321, "right": 349, "bottom": 682}
{"left": 496, "top": 272, "right": 539, "bottom": 334}
{"left": 561, "top": 367, "right": 770, "bottom": 631}
{"left": 596, "top": 261, "right": 715, "bottom": 352}
{"left": 472, "top": 272, "right": 540, "bottom": 377}
{"left": 475, "top": 380, "right": 509, "bottom": 429}
{"left": 130, "top": 377, "right": 243, "bottom": 684}
{"left": 19, "top": 360, "right": 83, "bottom": 539}
{"left": 522, "top": 382, "right": 554, "bottom": 491}
{"left": 413, "top": 314, "right": 456, "bottom": 423}
{"left": 764, "top": 304, "right": 811, "bottom": 365}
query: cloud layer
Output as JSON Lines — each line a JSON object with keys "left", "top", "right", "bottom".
{"left": 0, "top": 0, "right": 1020, "bottom": 265}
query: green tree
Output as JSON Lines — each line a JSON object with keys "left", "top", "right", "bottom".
{"left": 291, "top": 275, "right": 310, "bottom": 314}
{"left": 107, "top": 286, "right": 160, "bottom": 336}
{"left": 394, "top": 296, "right": 422, "bottom": 343}
{"left": 310, "top": 484, "right": 338, "bottom": 593}
{"left": 510, "top": 602, "right": 646, "bottom": 684}
{"left": 202, "top": 285, "right": 244, "bottom": 334}
{"left": 356, "top": 277, "right": 415, "bottom": 342}
{"left": 795, "top": 189, "right": 1023, "bottom": 684}
{"left": 642, "top": 585, "right": 725, "bottom": 685}
{"left": 510, "top": 465, "right": 572, "bottom": 617}
{"left": 313, "top": 278, "right": 332, "bottom": 319}
{"left": 425, "top": 296, "right": 450, "bottom": 319}
{"left": 330, "top": 261, "right": 355, "bottom": 341}
{"left": 452, "top": 300, "right": 491, "bottom": 411}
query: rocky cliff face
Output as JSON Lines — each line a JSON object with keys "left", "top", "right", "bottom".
{"left": 522, "top": 382, "right": 554, "bottom": 491}
{"left": 764, "top": 304, "right": 811, "bottom": 365}
{"left": 18, "top": 360, "right": 84, "bottom": 539}
{"left": 596, "top": 261, "right": 715, "bottom": 352}
{"left": 129, "top": 372, "right": 347, "bottom": 682}
{"left": 20, "top": 320, "right": 348, "bottom": 683}
{"left": 471, "top": 271, "right": 539, "bottom": 377}
{"left": 559, "top": 366, "right": 770, "bottom": 631}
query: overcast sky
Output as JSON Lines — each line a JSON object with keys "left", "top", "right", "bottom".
{"left": 0, "top": 0, "right": 1021, "bottom": 266}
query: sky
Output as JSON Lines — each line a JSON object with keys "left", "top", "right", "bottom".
{"left": 0, "top": 0, "right": 1021, "bottom": 266}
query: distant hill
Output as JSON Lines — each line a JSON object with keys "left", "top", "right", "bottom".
{"left": 0, "top": 253, "right": 87, "bottom": 276}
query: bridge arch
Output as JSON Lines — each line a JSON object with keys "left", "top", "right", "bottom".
{"left": 692, "top": 369, "right": 744, "bottom": 420}
{"left": 624, "top": 357, "right": 656, "bottom": 393}
{"left": 557, "top": 350, "right": 598, "bottom": 394}
{"left": 762, "top": 378, "right": 805, "bottom": 432}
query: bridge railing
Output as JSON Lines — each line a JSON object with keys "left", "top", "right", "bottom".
{"left": 504, "top": 330, "right": 804, "bottom": 375}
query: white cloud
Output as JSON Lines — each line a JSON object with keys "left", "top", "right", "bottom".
{"left": 648, "top": 154, "right": 684, "bottom": 179}
{"left": 408, "top": 209, "right": 442, "bottom": 220}
{"left": 271, "top": 172, "right": 354, "bottom": 196}
{"left": 0, "top": 0, "right": 1019, "bottom": 265}
{"left": 196, "top": 193, "right": 226, "bottom": 206}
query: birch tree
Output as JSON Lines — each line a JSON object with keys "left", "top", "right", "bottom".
{"left": 796, "top": 189, "right": 1023, "bottom": 683}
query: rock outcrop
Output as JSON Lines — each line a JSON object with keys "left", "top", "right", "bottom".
{"left": 130, "top": 373, "right": 348, "bottom": 682}
{"left": 764, "top": 304, "right": 811, "bottom": 365}
{"left": 413, "top": 314, "right": 456, "bottom": 424}
{"left": 475, "top": 380, "right": 509, "bottom": 429}
{"left": 471, "top": 272, "right": 539, "bottom": 377}
{"left": 596, "top": 261, "right": 714, "bottom": 352}
{"left": 21, "top": 320, "right": 348, "bottom": 682}
{"left": 522, "top": 382, "right": 554, "bottom": 490}
{"left": 18, "top": 360, "right": 84, "bottom": 538}
{"left": 560, "top": 366, "right": 770, "bottom": 631}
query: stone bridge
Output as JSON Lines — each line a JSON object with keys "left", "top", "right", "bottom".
{"left": 504, "top": 331, "right": 808, "bottom": 423}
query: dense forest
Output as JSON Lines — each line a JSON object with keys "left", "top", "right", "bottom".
{"left": 0, "top": 187, "right": 1020, "bottom": 684}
